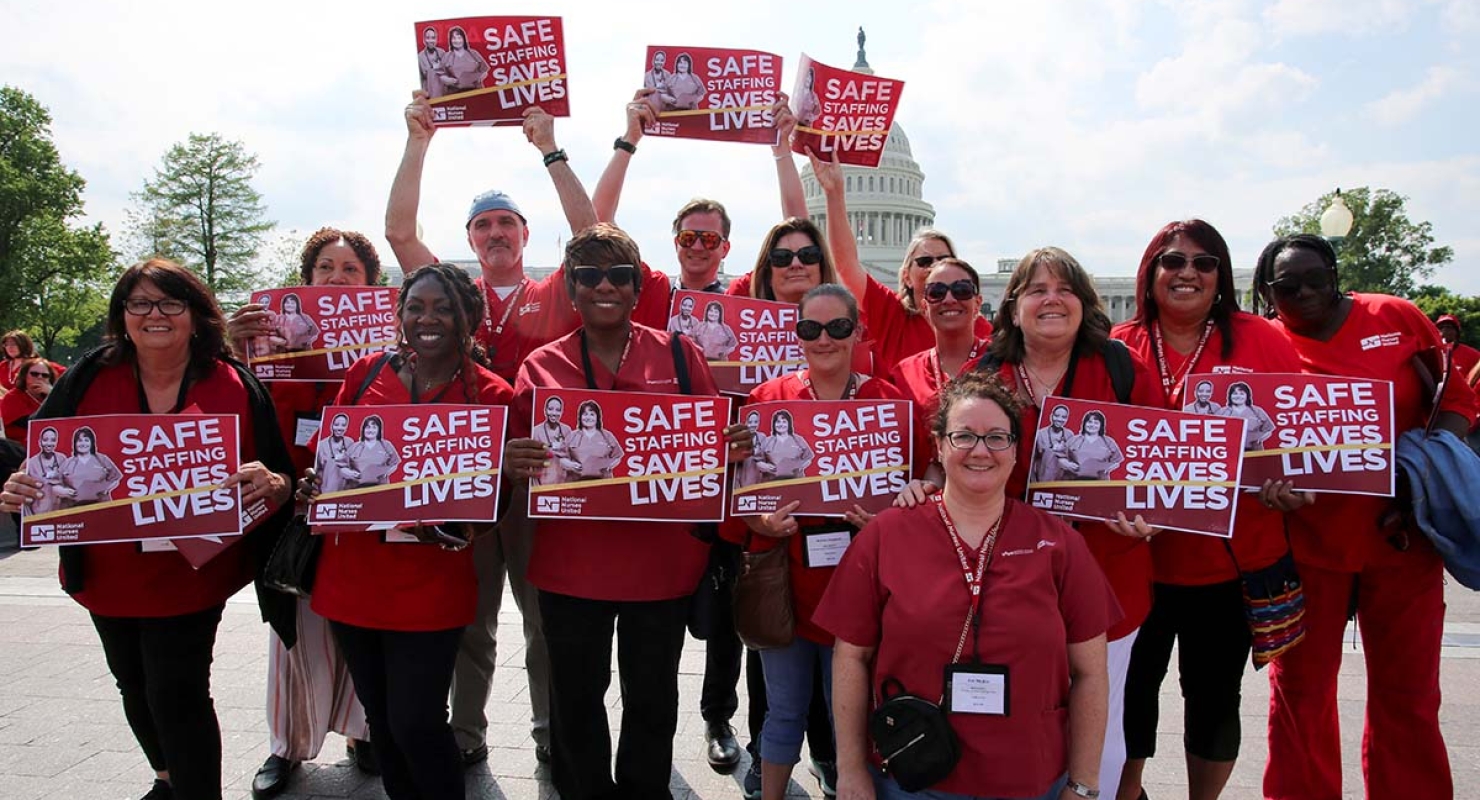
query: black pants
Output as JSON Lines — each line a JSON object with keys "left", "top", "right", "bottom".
{"left": 331, "top": 622, "right": 463, "bottom": 800}
{"left": 1123, "top": 580, "right": 1251, "bottom": 761}
{"left": 541, "top": 590, "right": 689, "bottom": 800}
{"left": 91, "top": 604, "right": 224, "bottom": 800}
{"left": 701, "top": 540, "right": 743, "bottom": 723}
{"left": 745, "top": 649, "right": 835, "bottom": 761}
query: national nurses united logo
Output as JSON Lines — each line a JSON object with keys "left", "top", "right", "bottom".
{"left": 1032, "top": 492, "right": 1056, "bottom": 509}
{"left": 536, "top": 495, "right": 561, "bottom": 514}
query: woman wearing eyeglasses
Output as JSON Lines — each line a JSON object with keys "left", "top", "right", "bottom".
{"left": 806, "top": 151, "right": 991, "bottom": 378}
{"left": 1250, "top": 234, "right": 1474, "bottom": 800}
{"left": 300, "top": 263, "right": 514, "bottom": 800}
{"left": 742, "top": 283, "right": 904, "bottom": 800}
{"left": 0, "top": 258, "right": 296, "bottom": 800}
{"left": 818, "top": 370, "right": 1115, "bottom": 800}
{"left": 1111, "top": 220, "right": 1307, "bottom": 800}
{"left": 1, "top": 358, "right": 61, "bottom": 441}
{"left": 502, "top": 225, "right": 752, "bottom": 800}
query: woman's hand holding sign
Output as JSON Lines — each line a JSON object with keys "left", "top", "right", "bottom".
{"left": 224, "top": 461, "right": 291, "bottom": 508}
{"left": 504, "top": 438, "right": 550, "bottom": 482}
{"left": 724, "top": 421, "right": 754, "bottom": 463}
{"left": 747, "top": 499, "right": 803, "bottom": 539}
{"left": 1106, "top": 511, "right": 1159, "bottom": 541}
{"left": 1259, "top": 479, "right": 1315, "bottom": 512}
{"left": 0, "top": 470, "right": 42, "bottom": 514}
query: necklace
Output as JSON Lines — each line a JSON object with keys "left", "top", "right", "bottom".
{"left": 1015, "top": 356, "right": 1068, "bottom": 407}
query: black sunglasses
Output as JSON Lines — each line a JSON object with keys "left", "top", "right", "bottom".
{"left": 676, "top": 229, "right": 726, "bottom": 250}
{"left": 1158, "top": 252, "right": 1221, "bottom": 274}
{"left": 571, "top": 264, "right": 638, "bottom": 288}
{"left": 768, "top": 245, "right": 824, "bottom": 267}
{"left": 26, "top": 371, "right": 52, "bottom": 379}
{"left": 912, "top": 254, "right": 952, "bottom": 269}
{"left": 795, "top": 317, "right": 856, "bottom": 341}
{"left": 925, "top": 279, "right": 978, "bottom": 304}
{"left": 1264, "top": 270, "right": 1335, "bottom": 299}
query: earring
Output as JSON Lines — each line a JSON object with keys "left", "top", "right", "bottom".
{"left": 1214, "top": 293, "right": 1223, "bottom": 305}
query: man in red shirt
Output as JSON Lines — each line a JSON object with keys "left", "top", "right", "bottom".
{"left": 1436, "top": 314, "right": 1480, "bottom": 387}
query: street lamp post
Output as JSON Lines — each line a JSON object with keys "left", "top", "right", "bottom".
{"left": 1321, "top": 188, "right": 1355, "bottom": 247}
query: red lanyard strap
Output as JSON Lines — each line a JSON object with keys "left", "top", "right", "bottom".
{"left": 1151, "top": 320, "right": 1213, "bottom": 404}
{"left": 932, "top": 494, "right": 1004, "bottom": 667}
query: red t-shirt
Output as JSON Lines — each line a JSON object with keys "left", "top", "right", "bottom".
{"left": 67, "top": 361, "right": 262, "bottom": 618}
{"left": 1, "top": 389, "right": 40, "bottom": 442}
{"left": 1113, "top": 313, "right": 1303, "bottom": 585}
{"left": 1273, "top": 294, "right": 1478, "bottom": 573}
{"left": 1452, "top": 343, "right": 1480, "bottom": 384}
{"left": 815, "top": 499, "right": 1118, "bottom": 799}
{"left": 985, "top": 348, "right": 1158, "bottom": 639}
{"left": 1, "top": 359, "right": 65, "bottom": 393}
{"left": 514, "top": 324, "right": 718, "bottom": 602}
{"left": 741, "top": 371, "right": 905, "bottom": 644}
{"left": 268, "top": 381, "right": 342, "bottom": 479}
{"left": 475, "top": 263, "right": 671, "bottom": 383}
{"left": 862, "top": 275, "right": 991, "bottom": 381}
{"left": 887, "top": 339, "right": 991, "bottom": 479}
{"left": 310, "top": 354, "right": 514, "bottom": 631}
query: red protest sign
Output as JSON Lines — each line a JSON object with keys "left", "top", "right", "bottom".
{"left": 1183, "top": 373, "right": 1395, "bottom": 496}
{"left": 307, "top": 404, "right": 506, "bottom": 527}
{"left": 527, "top": 389, "right": 731, "bottom": 523}
{"left": 1024, "top": 397, "right": 1244, "bottom": 537}
{"left": 669, "top": 291, "right": 804, "bottom": 395}
{"left": 21, "top": 415, "right": 242, "bottom": 546}
{"left": 789, "top": 54, "right": 904, "bottom": 168}
{"left": 416, "top": 16, "right": 569, "bottom": 127}
{"left": 639, "top": 46, "right": 782, "bottom": 145}
{"left": 731, "top": 399, "right": 911, "bottom": 518}
{"left": 145, "top": 494, "right": 280, "bottom": 568}
{"left": 246, "top": 286, "right": 398, "bottom": 382}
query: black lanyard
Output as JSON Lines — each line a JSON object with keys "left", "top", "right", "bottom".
{"left": 578, "top": 329, "right": 632, "bottom": 391}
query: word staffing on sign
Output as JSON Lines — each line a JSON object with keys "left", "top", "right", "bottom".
{"left": 309, "top": 405, "right": 506, "bottom": 528}
{"left": 669, "top": 291, "right": 806, "bottom": 395}
{"left": 417, "top": 16, "right": 569, "bottom": 127}
{"left": 21, "top": 414, "right": 243, "bottom": 547}
{"left": 639, "top": 46, "right": 783, "bottom": 145}
{"left": 789, "top": 54, "right": 905, "bottom": 167}
{"left": 732, "top": 399, "right": 911, "bottom": 518}
{"left": 247, "top": 286, "right": 398, "bottom": 382}
{"left": 1025, "top": 397, "right": 1244, "bottom": 537}
{"left": 527, "top": 389, "right": 731, "bottom": 523}
{"left": 1182, "top": 373, "right": 1395, "bottom": 496}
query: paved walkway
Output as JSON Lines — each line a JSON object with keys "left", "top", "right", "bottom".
{"left": 2, "top": 526, "right": 1480, "bottom": 799}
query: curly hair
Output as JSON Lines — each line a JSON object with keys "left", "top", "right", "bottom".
{"left": 104, "top": 258, "right": 233, "bottom": 379}
{"left": 750, "top": 218, "right": 838, "bottom": 302}
{"left": 397, "top": 263, "right": 488, "bottom": 402}
{"left": 932, "top": 370, "right": 1025, "bottom": 442}
{"left": 298, "top": 227, "right": 383, "bottom": 285}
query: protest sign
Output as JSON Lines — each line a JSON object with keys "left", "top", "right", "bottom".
{"left": 731, "top": 399, "right": 911, "bottom": 518}
{"left": 21, "top": 415, "right": 242, "bottom": 546}
{"left": 527, "top": 389, "right": 731, "bottom": 522}
{"left": 416, "top": 16, "right": 569, "bottom": 127}
{"left": 308, "top": 405, "right": 506, "bottom": 527}
{"left": 247, "top": 286, "right": 398, "bottom": 382}
{"left": 1182, "top": 373, "right": 1395, "bottom": 496}
{"left": 789, "top": 54, "right": 904, "bottom": 167}
{"left": 639, "top": 46, "right": 782, "bottom": 145}
{"left": 1025, "top": 397, "right": 1244, "bottom": 537}
{"left": 669, "top": 291, "right": 804, "bottom": 395}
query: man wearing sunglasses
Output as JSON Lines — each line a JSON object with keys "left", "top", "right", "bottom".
{"left": 385, "top": 92, "right": 671, "bottom": 770}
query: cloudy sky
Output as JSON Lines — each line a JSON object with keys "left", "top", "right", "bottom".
{"left": 4, "top": 0, "right": 1477, "bottom": 292}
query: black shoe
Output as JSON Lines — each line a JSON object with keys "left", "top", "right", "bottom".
{"left": 741, "top": 756, "right": 762, "bottom": 800}
{"left": 352, "top": 739, "right": 380, "bottom": 775}
{"left": 535, "top": 744, "right": 552, "bottom": 764}
{"left": 141, "top": 779, "right": 173, "bottom": 800}
{"left": 461, "top": 743, "right": 489, "bottom": 767}
{"left": 808, "top": 758, "right": 837, "bottom": 798}
{"left": 705, "top": 721, "right": 742, "bottom": 773}
{"left": 251, "top": 755, "right": 297, "bottom": 799}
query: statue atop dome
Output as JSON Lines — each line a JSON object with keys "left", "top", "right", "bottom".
{"left": 854, "top": 27, "right": 870, "bottom": 71}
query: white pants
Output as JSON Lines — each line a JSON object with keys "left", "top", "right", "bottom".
{"left": 1100, "top": 627, "right": 1139, "bottom": 796}
{"left": 266, "top": 597, "right": 369, "bottom": 760}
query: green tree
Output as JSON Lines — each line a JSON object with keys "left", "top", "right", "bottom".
{"left": 1274, "top": 187, "right": 1453, "bottom": 298}
{"left": 127, "top": 132, "right": 275, "bottom": 295}
{"left": 1410, "top": 285, "right": 1480, "bottom": 349}
{"left": 0, "top": 85, "right": 116, "bottom": 358}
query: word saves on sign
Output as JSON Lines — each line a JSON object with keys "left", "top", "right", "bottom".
{"left": 1274, "top": 381, "right": 1387, "bottom": 474}
{"left": 814, "top": 404, "right": 906, "bottom": 502}
{"left": 122, "top": 419, "right": 233, "bottom": 524}
{"left": 485, "top": 20, "right": 565, "bottom": 108}
{"left": 320, "top": 292, "right": 394, "bottom": 371}
{"left": 1121, "top": 417, "right": 1232, "bottom": 511}
{"left": 401, "top": 409, "right": 497, "bottom": 509}
{"left": 738, "top": 306, "right": 801, "bottom": 383}
{"left": 623, "top": 400, "right": 722, "bottom": 505}
{"left": 706, "top": 55, "right": 777, "bottom": 131}
{"left": 816, "top": 79, "right": 892, "bottom": 154}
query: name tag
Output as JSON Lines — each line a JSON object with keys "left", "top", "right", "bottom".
{"left": 139, "top": 539, "right": 177, "bottom": 553}
{"left": 943, "top": 664, "right": 1009, "bottom": 716}
{"left": 294, "top": 414, "right": 322, "bottom": 448}
{"left": 802, "top": 527, "right": 853, "bottom": 568}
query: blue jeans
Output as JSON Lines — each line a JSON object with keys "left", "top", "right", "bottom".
{"left": 871, "top": 766, "right": 1068, "bottom": 800}
{"left": 759, "top": 637, "right": 833, "bottom": 764}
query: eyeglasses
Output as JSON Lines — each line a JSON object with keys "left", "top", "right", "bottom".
{"left": 676, "top": 229, "right": 726, "bottom": 250}
{"left": 571, "top": 264, "right": 639, "bottom": 288}
{"left": 942, "top": 430, "right": 1017, "bottom": 451}
{"left": 768, "top": 245, "right": 824, "bottom": 267}
{"left": 124, "top": 298, "right": 189, "bottom": 316}
{"left": 1157, "top": 252, "right": 1221, "bottom": 274}
{"left": 1264, "top": 270, "right": 1335, "bottom": 299}
{"left": 795, "top": 317, "right": 856, "bottom": 341}
{"left": 912, "top": 254, "right": 952, "bottom": 269}
{"left": 924, "top": 279, "right": 978, "bottom": 304}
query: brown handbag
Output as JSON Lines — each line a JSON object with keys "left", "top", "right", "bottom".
{"left": 732, "top": 538, "right": 795, "bottom": 650}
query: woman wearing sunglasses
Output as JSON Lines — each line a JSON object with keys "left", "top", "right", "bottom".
{"left": 742, "top": 283, "right": 904, "bottom": 800}
{"left": 1250, "top": 234, "right": 1474, "bottom": 800}
{"left": 502, "top": 224, "right": 752, "bottom": 800}
{"left": 1111, "top": 220, "right": 1307, "bottom": 800}
{"left": 1, "top": 357, "right": 61, "bottom": 441}
{"left": 300, "top": 263, "right": 514, "bottom": 800}
{"left": 806, "top": 150, "right": 991, "bottom": 378}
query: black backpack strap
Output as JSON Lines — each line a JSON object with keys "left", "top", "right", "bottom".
{"left": 974, "top": 354, "right": 1003, "bottom": 375}
{"left": 1102, "top": 339, "right": 1135, "bottom": 405}
{"left": 349, "top": 351, "right": 397, "bottom": 405}
{"left": 671, "top": 334, "right": 692, "bottom": 395}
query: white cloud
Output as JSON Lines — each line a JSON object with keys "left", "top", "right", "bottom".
{"left": 1363, "top": 65, "right": 1463, "bottom": 126}
{"left": 1263, "top": 0, "right": 1415, "bottom": 36}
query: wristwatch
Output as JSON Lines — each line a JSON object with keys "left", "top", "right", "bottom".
{"left": 1066, "top": 781, "right": 1099, "bottom": 798}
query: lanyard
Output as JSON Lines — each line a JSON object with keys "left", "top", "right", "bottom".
{"left": 578, "top": 329, "right": 634, "bottom": 391}
{"left": 932, "top": 339, "right": 985, "bottom": 390}
{"left": 1012, "top": 348, "right": 1081, "bottom": 408}
{"left": 799, "top": 370, "right": 859, "bottom": 400}
{"left": 933, "top": 494, "right": 1004, "bottom": 665}
{"left": 1151, "top": 320, "right": 1214, "bottom": 405}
